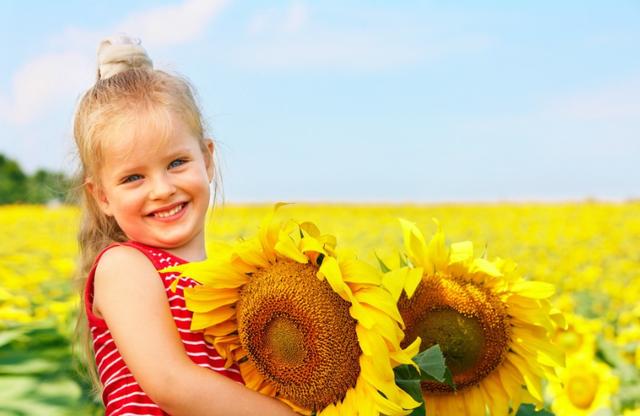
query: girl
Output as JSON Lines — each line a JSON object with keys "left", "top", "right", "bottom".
{"left": 74, "top": 36, "right": 296, "bottom": 416}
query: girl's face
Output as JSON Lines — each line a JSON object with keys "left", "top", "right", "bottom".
{"left": 89, "top": 110, "right": 214, "bottom": 260}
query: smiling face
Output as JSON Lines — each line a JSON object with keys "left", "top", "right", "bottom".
{"left": 88, "top": 108, "right": 214, "bottom": 261}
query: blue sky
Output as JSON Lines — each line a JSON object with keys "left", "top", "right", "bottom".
{"left": 1, "top": 1, "right": 638, "bottom": 202}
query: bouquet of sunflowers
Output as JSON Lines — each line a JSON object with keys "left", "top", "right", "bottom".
{"left": 164, "top": 205, "right": 563, "bottom": 415}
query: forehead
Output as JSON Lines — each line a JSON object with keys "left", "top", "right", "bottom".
{"left": 101, "top": 107, "right": 198, "bottom": 164}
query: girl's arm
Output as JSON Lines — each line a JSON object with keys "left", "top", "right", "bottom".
{"left": 94, "top": 246, "right": 296, "bottom": 416}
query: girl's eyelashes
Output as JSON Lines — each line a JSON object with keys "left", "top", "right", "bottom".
{"left": 118, "top": 159, "right": 188, "bottom": 184}
{"left": 168, "top": 158, "right": 188, "bottom": 169}
{"left": 121, "top": 174, "right": 143, "bottom": 184}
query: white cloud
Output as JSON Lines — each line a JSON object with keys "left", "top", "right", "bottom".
{"left": 283, "top": 1, "right": 308, "bottom": 33}
{"left": 545, "top": 76, "right": 640, "bottom": 121}
{"left": 115, "top": 0, "right": 228, "bottom": 48}
{"left": 240, "top": 3, "right": 491, "bottom": 71}
{"left": 0, "top": 0, "right": 228, "bottom": 125}
{"left": 247, "top": 1, "right": 308, "bottom": 35}
{"left": 0, "top": 52, "right": 93, "bottom": 125}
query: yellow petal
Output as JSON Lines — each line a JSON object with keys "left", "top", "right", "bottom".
{"left": 354, "top": 286, "right": 403, "bottom": 324}
{"left": 510, "top": 280, "right": 555, "bottom": 299}
{"left": 190, "top": 306, "right": 236, "bottom": 331}
{"left": 399, "top": 218, "right": 428, "bottom": 269}
{"left": 450, "top": 240, "right": 474, "bottom": 264}
{"left": 317, "top": 256, "right": 353, "bottom": 302}
{"left": 340, "top": 258, "right": 382, "bottom": 286}
{"left": 184, "top": 286, "right": 239, "bottom": 312}
{"left": 274, "top": 234, "right": 308, "bottom": 264}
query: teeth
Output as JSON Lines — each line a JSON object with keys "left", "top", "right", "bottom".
{"left": 154, "top": 204, "right": 184, "bottom": 218}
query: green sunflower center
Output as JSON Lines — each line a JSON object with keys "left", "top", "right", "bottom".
{"left": 237, "top": 259, "right": 362, "bottom": 411}
{"left": 399, "top": 275, "right": 510, "bottom": 393}
{"left": 265, "top": 315, "right": 307, "bottom": 366}
{"left": 413, "top": 309, "right": 485, "bottom": 375}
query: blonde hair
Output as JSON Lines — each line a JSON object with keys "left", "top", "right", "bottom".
{"left": 72, "top": 36, "right": 218, "bottom": 394}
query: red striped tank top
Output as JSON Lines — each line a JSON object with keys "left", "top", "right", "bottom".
{"left": 85, "top": 241, "right": 243, "bottom": 416}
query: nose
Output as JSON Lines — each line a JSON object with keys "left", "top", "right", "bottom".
{"left": 148, "top": 172, "right": 176, "bottom": 200}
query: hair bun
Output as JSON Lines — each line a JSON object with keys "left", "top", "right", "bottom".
{"left": 97, "top": 35, "right": 153, "bottom": 80}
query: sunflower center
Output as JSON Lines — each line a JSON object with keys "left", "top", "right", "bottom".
{"left": 399, "top": 275, "right": 510, "bottom": 393}
{"left": 237, "top": 259, "right": 362, "bottom": 411}
{"left": 413, "top": 309, "right": 485, "bottom": 374}
{"left": 566, "top": 373, "right": 599, "bottom": 409}
{"left": 265, "top": 315, "right": 307, "bottom": 366}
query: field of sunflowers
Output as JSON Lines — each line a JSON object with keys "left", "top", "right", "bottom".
{"left": 1, "top": 202, "right": 639, "bottom": 415}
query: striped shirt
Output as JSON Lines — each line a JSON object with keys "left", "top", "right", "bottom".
{"left": 85, "top": 241, "right": 243, "bottom": 416}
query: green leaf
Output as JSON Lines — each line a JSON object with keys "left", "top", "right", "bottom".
{"left": 515, "top": 403, "right": 555, "bottom": 416}
{"left": 442, "top": 367, "right": 455, "bottom": 391}
{"left": 393, "top": 365, "right": 425, "bottom": 416}
{"left": 413, "top": 345, "right": 447, "bottom": 383}
{"left": 0, "top": 328, "right": 27, "bottom": 348}
{"left": 375, "top": 252, "right": 391, "bottom": 273}
{"left": 398, "top": 252, "right": 409, "bottom": 267}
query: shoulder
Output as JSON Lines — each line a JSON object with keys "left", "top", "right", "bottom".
{"left": 93, "top": 245, "right": 165, "bottom": 314}
{"left": 95, "top": 245, "right": 157, "bottom": 281}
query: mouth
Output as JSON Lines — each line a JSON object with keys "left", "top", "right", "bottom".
{"left": 148, "top": 202, "right": 188, "bottom": 219}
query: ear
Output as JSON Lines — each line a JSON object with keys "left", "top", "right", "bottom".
{"left": 203, "top": 139, "right": 215, "bottom": 182}
{"left": 85, "top": 178, "right": 113, "bottom": 216}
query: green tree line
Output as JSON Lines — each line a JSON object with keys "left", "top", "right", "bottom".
{"left": 0, "top": 153, "right": 73, "bottom": 204}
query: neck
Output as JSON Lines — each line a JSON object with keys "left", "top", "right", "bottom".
{"left": 163, "top": 230, "right": 207, "bottom": 262}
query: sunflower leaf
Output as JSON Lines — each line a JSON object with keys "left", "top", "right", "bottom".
{"left": 375, "top": 253, "right": 391, "bottom": 273}
{"left": 393, "top": 365, "right": 425, "bottom": 416}
{"left": 515, "top": 403, "right": 555, "bottom": 416}
{"left": 413, "top": 345, "right": 447, "bottom": 382}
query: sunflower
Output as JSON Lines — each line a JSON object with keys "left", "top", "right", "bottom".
{"left": 382, "top": 219, "right": 564, "bottom": 415}
{"left": 548, "top": 357, "right": 618, "bottom": 415}
{"left": 553, "top": 313, "right": 599, "bottom": 360}
{"left": 164, "top": 206, "right": 421, "bottom": 415}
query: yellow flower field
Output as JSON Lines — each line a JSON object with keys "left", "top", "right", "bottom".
{"left": 1, "top": 203, "right": 639, "bottom": 415}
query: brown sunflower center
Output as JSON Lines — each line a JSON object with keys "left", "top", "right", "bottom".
{"left": 399, "top": 275, "right": 510, "bottom": 393}
{"left": 237, "top": 259, "right": 362, "bottom": 411}
{"left": 566, "top": 372, "right": 599, "bottom": 409}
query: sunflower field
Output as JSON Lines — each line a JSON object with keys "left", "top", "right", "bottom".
{"left": 1, "top": 203, "right": 639, "bottom": 415}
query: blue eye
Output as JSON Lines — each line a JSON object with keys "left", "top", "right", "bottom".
{"left": 169, "top": 159, "right": 187, "bottom": 169}
{"left": 122, "top": 174, "right": 143, "bottom": 183}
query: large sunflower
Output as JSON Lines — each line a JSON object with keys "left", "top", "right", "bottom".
{"left": 165, "top": 206, "right": 420, "bottom": 415}
{"left": 382, "top": 219, "right": 565, "bottom": 415}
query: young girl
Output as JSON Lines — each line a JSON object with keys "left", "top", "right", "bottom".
{"left": 74, "top": 36, "right": 296, "bottom": 416}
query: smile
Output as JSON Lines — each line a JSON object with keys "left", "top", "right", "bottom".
{"left": 150, "top": 202, "right": 187, "bottom": 219}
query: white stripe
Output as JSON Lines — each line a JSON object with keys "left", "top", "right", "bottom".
{"left": 173, "top": 317, "right": 191, "bottom": 322}
{"left": 182, "top": 339, "right": 214, "bottom": 347}
{"left": 167, "top": 295, "right": 184, "bottom": 303}
{"left": 110, "top": 401, "right": 160, "bottom": 415}
{"left": 170, "top": 305, "right": 188, "bottom": 311}
{"left": 166, "top": 284, "right": 185, "bottom": 292}
{"left": 93, "top": 330, "right": 111, "bottom": 344}
{"left": 187, "top": 352, "right": 210, "bottom": 357}
{"left": 95, "top": 339, "right": 114, "bottom": 360}
{"left": 98, "top": 348, "right": 119, "bottom": 371}
{"left": 198, "top": 362, "right": 241, "bottom": 374}
{"left": 107, "top": 381, "right": 139, "bottom": 399}
{"left": 108, "top": 391, "right": 149, "bottom": 406}
{"left": 101, "top": 357, "right": 124, "bottom": 380}
{"left": 118, "top": 413, "right": 158, "bottom": 416}
{"left": 104, "top": 371, "right": 132, "bottom": 391}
